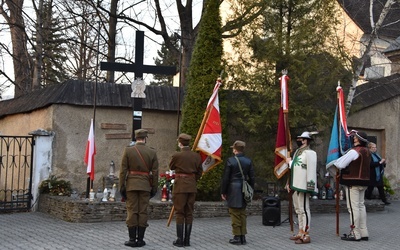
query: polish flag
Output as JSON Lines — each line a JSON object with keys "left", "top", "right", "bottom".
{"left": 196, "top": 79, "right": 222, "bottom": 172}
{"left": 84, "top": 119, "right": 96, "bottom": 180}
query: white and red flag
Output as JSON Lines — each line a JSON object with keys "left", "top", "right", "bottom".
{"left": 274, "top": 73, "right": 291, "bottom": 179}
{"left": 195, "top": 79, "right": 222, "bottom": 172}
{"left": 84, "top": 119, "right": 96, "bottom": 180}
{"left": 280, "top": 74, "right": 289, "bottom": 112}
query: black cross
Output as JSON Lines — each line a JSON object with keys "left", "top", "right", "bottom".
{"left": 101, "top": 31, "right": 177, "bottom": 140}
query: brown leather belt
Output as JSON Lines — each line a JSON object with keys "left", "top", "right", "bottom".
{"left": 175, "top": 173, "right": 195, "bottom": 178}
{"left": 129, "top": 170, "right": 149, "bottom": 175}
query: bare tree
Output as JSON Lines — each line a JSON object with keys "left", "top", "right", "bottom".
{"left": 344, "top": 0, "right": 398, "bottom": 114}
{"left": 95, "top": 0, "right": 267, "bottom": 86}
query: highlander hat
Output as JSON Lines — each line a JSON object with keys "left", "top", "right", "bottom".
{"left": 297, "top": 131, "right": 313, "bottom": 140}
{"left": 353, "top": 130, "right": 368, "bottom": 143}
{"left": 135, "top": 129, "right": 148, "bottom": 139}
{"left": 230, "top": 140, "right": 246, "bottom": 151}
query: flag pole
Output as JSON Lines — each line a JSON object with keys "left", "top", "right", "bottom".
{"left": 284, "top": 113, "right": 293, "bottom": 233}
{"left": 335, "top": 81, "right": 341, "bottom": 236}
{"left": 167, "top": 77, "right": 222, "bottom": 227}
{"left": 281, "top": 69, "right": 293, "bottom": 232}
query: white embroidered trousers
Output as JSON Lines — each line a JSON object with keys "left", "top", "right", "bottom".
{"left": 344, "top": 186, "right": 369, "bottom": 239}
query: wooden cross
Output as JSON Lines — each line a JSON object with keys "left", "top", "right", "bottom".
{"left": 101, "top": 31, "right": 177, "bottom": 140}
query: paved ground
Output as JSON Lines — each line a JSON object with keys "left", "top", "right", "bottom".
{"left": 0, "top": 200, "right": 398, "bottom": 250}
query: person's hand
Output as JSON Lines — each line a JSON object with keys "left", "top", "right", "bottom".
{"left": 150, "top": 187, "right": 157, "bottom": 199}
{"left": 221, "top": 194, "right": 226, "bottom": 201}
{"left": 285, "top": 183, "right": 291, "bottom": 193}
{"left": 286, "top": 157, "right": 292, "bottom": 164}
{"left": 380, "top": 158, "right": 386, "bottom": 164}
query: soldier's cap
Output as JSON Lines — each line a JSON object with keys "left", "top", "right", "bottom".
{"left": 135, "top": 129, "right": 148, "bottom": 139}
{"left": 297, "top": 131, "right": 313, "bottom": 140}
{"left": 178, "top": 133, "right": 191, "bottom": 145}
{"left": 230, "top": 140, "right": 246, "bottom": 150}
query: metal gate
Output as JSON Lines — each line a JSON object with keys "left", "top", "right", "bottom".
{"left": 0, "top": 136, "right": 34, "bottom": 213}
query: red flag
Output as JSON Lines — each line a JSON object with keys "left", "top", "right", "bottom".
{"left": 274, "top": 107, "right": 289, "bottom": 178}
{"left": 84, "top": 119, "right": 96, "bottom": 180}
{"left": 195, "top": 80, "right": 222, "bottom": 172}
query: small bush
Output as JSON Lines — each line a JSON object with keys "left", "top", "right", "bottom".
{"left": 39, "top": 175, "right": 72, "bottom": 196}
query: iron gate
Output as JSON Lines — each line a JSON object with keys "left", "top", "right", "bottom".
{"left": 0, "top": 135, "right": 34, "bottom": 212}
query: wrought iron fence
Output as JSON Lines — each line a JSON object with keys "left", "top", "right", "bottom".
{"left": 0, "top": 136, "right": 34, "bottom": 212}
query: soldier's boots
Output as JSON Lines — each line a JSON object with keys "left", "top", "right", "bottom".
{"left": 184, "top": 224, "right": 192, "bottom": 246}
{"left": 124, "top": 226, "right": 137, "bottom": 247}
{"left": 136, "top": 227, "right": 146, "bottom": 247}
{"left": 241, "top": 235, "right": 247, "bottom": 245}
{"left": 173, "top": 224, "right": 184, "bottom": 247}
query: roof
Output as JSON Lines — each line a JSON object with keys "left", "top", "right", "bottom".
{"left": 0, "top": 80, "right": 182, "bottom": 118}
{"left": 384, "top": 36, "right": 400, "bottom": 53}
{"left": 338, "top": 0, "right": 400, "bottom": 38}
{"left": 351, "top": 73, "right": 400, "bottom": 112}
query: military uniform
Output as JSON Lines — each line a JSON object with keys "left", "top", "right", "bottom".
{"left": 169, "top": 133, "right": 202, "bottom": 247}
{"left": 119, "top": 129, "right": 159, "bottom": 248}
{"left": 221, "top": 140, "right": 255, "bottom": 245}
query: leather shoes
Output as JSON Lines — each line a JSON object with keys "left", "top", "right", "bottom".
{"left": 341, "top": 234, "right": 360, "bottom": 241}
{"left": 229, "top": 236, "right": 241, "bottom": 245}
{"left": 290, "top": 234, "right": 302, "bottom": 240}
{"left": 361, "top": 237, "right": 369, "bottom": 241}
{"left": 295, "top": 235, "right": 310, "bottom": 244}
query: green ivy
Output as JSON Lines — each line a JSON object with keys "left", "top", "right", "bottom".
{"left": 383, "top": 176, "right": 395, "bottom": 195}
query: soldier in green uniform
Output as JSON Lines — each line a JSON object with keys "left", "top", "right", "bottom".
{"left": 119, "top": 129, "right": 159, "bottom": 248}
{"left": 169, "top": 133, "right": 202, "bottom": 247}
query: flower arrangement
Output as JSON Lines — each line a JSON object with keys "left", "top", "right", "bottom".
{"left": 158, "top": 170, "right": 175, "bottom": 188}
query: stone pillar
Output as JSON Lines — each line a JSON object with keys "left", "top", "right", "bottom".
{"left": 29, "top": 129, "right": 55, "bottom": 211}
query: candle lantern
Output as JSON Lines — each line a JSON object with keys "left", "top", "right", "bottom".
{"left": 161, "top": 184, "right": 168, "bottom": 202}
{"left": 109, "top": 160, "right": 115, "bottom": 178}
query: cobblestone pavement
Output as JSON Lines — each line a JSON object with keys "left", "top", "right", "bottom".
{"left": 1, "top": 200, "right": 398, "bottom": 250}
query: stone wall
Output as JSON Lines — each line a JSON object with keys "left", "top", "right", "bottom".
{"left": 38, "top": 195, "right": 385, "bottom": 223}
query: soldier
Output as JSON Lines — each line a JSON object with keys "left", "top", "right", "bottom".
{"left": 119, "top": 129, "right": 159, "bottom": 248}
{"left": 169, "top": 133, "right": 202, "bottom": 247}
{"left": 221, "top": 140, "right": 255, "bottom": 245}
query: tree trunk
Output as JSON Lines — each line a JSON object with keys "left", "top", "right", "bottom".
{"left": 32, "top": 0, "right": 45, "bottom": 90}
{"left": 3, "top": 0, "right": 33, "bottom": 97}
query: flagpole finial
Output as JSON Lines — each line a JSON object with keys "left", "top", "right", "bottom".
{"left": 282, "top": 69, "right": 288, "bottom": 75}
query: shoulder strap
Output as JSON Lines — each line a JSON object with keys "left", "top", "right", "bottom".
{"left": 134, "top": 146, "right": 150, "bottom": 172}
{"left": 234, "top": 156, "right": 245, "bottom": 179}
